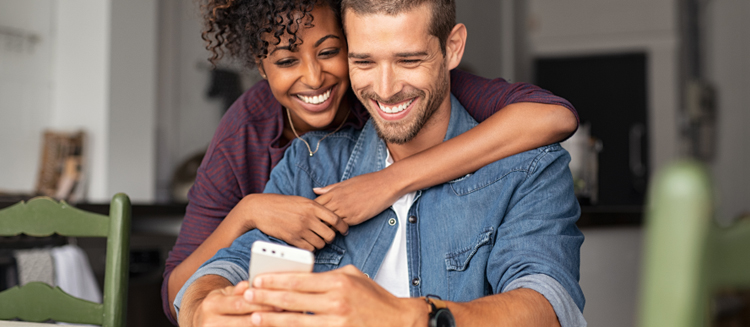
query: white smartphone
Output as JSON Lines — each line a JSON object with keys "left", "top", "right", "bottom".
{"left": 249, "top": 241, "right": 315, "bottom": 283}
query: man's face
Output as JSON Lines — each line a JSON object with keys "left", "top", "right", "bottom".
{"left": 345, "top": 4, "right": 451, "bottom": 144}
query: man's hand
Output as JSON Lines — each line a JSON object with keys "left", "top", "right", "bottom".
{"left": 314, "top": 169, "right": 403, "bottom": 226}
{"left": 244, "top": 265, "right": 429, "bottom": 327}
{"left": 179, "top": 275, "right": 275, "bottom": 327}
{"left": 187, "top": 280, "right": 276, "bottom": 327}
{"left": 240, "top": 193, "right": 349, "bottom": 251}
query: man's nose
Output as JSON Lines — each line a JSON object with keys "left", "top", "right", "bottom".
{"left": 373, "top": 65, "right": 399, "bottom": 101}
{"left": 301, "top": 60, "right": 324, "bottom": 89}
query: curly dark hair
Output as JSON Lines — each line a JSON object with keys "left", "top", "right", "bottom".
{"left": 200, "top": 0, "right": 343, "bottom": 68}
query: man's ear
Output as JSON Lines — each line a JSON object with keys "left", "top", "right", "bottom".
{"left": 257, "top": 61, "right": 267, "bottom": 79}
{"left": 445, "top": 23, "right": 467, "bottom": 71}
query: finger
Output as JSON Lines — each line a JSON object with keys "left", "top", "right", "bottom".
{"left": 232, "top": 281, "right": 251, "bottom": 296}
{"left": 307, "top": 219, "right": 337, "bottom": 244}
{"left": 312, "top": 184, "right": 335, "bottom": 195}
{"left": 254, "top": 269, "right": 353, "bottom": 293}
{"left": 287, "top": 236, "right": 316, "bottom": 252}
{"left": 245, "top": 289, "right": 336, "bottom": 313}
{"left": 198, "top": 314, "right": 259, "bottom": 327}
{"left": 300, "top": 229, "right": 326, "bottom": 250}
{"left": 251, "top": 311, "right": 338, "bottom": 327}
{"left": 313, "top": 204, "right": 349, "bottom": 236}
{"left": 203, "top": 293, "right": 276, "bottom": 315}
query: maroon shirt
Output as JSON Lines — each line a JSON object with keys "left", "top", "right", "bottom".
{"left": 161, "top": 69, "right": 578, "bottom": 324}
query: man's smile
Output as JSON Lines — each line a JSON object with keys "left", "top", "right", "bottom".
{"left": 377, "top": 98, "right": 415, "bottom": 114}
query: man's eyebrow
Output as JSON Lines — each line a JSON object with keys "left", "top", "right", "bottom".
{"left": 348, "top": 53, "right": 371, "bottom": 59}
{"left": 395, "top": 51, "right": 428, "bottom": 57}
{"left": 314, "top": 34, "right": 340, "bottom": 47}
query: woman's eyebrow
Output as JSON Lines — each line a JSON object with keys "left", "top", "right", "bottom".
{"left": 269, "top": 35, "right": 340, "bottom": 55}
{"left": 270, "top": 46, "right": 292, "bottom": 55}
{"left": 314, "top": 34, "right": 340, "bottom": 47}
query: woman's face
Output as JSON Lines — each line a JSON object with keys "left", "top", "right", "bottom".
{"left": 259, "top": 5, "right": 350, "bottom": 134}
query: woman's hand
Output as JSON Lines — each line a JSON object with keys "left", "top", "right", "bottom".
{"left": 237, "top": 194, "right": 349, "bottom": 251}
{"left": 313, "top": 168, "right": 403, "bottom": 226}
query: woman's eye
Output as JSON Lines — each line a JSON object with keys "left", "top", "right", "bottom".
{"left": 275, "top": 59, "right": 297, "bottom": 67}
{"left": 320, "top": 48, "right": 341, "bottom": 57}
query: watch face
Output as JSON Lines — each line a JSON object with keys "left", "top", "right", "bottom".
{"left": 435, "top": 309, "right": 456, "bottom": 327}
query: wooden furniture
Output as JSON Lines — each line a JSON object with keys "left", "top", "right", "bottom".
{"left": 0, "top": 194, "right": 131, "bottom": 327}
{"left": 639, "top": 160, "right": 750, "bottom": 326}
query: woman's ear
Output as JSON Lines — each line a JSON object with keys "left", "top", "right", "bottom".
{"left": 445, "top": 23, "right": 467, "bottom": 71}
{"left": 257, "top": 62, "right": 267, "bottom": 79}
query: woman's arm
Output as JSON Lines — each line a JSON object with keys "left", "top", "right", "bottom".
{"left": 314, "top": 71, "right": 577, "bottom": 225}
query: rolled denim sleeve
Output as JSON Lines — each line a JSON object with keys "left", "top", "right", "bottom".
{"left": 487, "top": 145, "right": 586, "bottom": 312}
{"left": 504, "top": 274, "right": 586, "bottom": 327}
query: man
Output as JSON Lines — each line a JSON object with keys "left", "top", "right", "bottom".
{"left": 175, "top": 0, "right": 586, "bottom": 326}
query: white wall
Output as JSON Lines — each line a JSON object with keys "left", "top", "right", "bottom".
{"left": 705, "top": 1, "right": 750, "bottom": 223}
{"left": 107, "top": 0, "right": 158, "bottom": 202}
{"left": 1, "top": 0, "right": 158, "bottom": 202}
{"left": 51, "top": 0, "right": 111, "bottom": 201}
{"left": 0, "top": 0, "right": 55, "bottom": 193}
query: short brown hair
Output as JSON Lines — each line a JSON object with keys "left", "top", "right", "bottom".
{"left": 341, "top": 0, "right": 455, "bottom": 55}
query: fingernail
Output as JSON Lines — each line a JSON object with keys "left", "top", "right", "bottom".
{"left": 244, "top": 289, "right": 254, "bottom": 301}
{"left": 251, "top": 313, "right": 261, "bottom": 325}
{"left": 253, "top": 277, "right": 263, "bottom": 288}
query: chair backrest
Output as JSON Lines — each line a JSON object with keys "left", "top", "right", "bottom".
{"left": 639, "top": 161, "right": 750, "bottom": 326}
{"left": 0, "top": 193, "right": 131, "bottom": 327}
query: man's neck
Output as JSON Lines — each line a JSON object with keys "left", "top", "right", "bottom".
{"left": 386, "top": 93, "right": 452, "bottom": 162}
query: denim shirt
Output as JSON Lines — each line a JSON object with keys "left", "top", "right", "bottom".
{"left": 176, "top": 95, "right": 586, "bottom": 326}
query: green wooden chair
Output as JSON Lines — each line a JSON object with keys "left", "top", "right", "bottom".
{"left": 639, "top": 160, "right": 750, "bottom": 326}
{"left": 0, "top": 194, "right": 131, "bottom": 327}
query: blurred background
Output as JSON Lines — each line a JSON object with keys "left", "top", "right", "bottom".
{"left": 0, "top": 0, "right": 748, "bottom": 326}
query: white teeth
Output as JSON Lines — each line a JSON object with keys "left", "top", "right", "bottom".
{"left": 297, "top": 88, "right": 331, "bottom": 105}
{"left": 378, "top": 99, "right": 414, "bottom": 114}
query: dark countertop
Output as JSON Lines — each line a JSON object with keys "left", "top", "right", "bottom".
{"left": 1, "top": 198, "right": 642, "bottom": 230}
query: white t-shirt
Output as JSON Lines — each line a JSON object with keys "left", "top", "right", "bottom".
{"left": 372, "top": 150, "right": 415, "bottom": 298}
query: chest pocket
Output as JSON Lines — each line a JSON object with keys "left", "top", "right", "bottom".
{"left": 444, "top": 227, "right": 495, "bottom": 271}
{"left": 313, "top": 243, "right": 346, "bottom": 272}
{"left": 444, "top": 227, "right": 495, "bottom": 301}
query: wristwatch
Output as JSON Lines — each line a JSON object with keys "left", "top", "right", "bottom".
{"left": 423, "top": 295, "right": 456, "bottom": 327}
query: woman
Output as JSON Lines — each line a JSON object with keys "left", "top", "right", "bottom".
{"left": 163, "top": 0, "right": 578, "bottom": 323}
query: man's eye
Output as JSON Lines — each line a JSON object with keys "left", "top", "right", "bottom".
{"left": 353, "top": 60, "right": 373, "bottom": 65}
{"left": 401, "top": 59, "right": 421, "bottom": 65}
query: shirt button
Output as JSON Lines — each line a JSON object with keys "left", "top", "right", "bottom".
{"left": 388, "top": 218, "right": 397, "bottom": 226}
{"left": 412, "top": 277, "right": 420, "bottom": 286}
{"left": 408, "top": 215, "right": 417, "bottom": 223}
